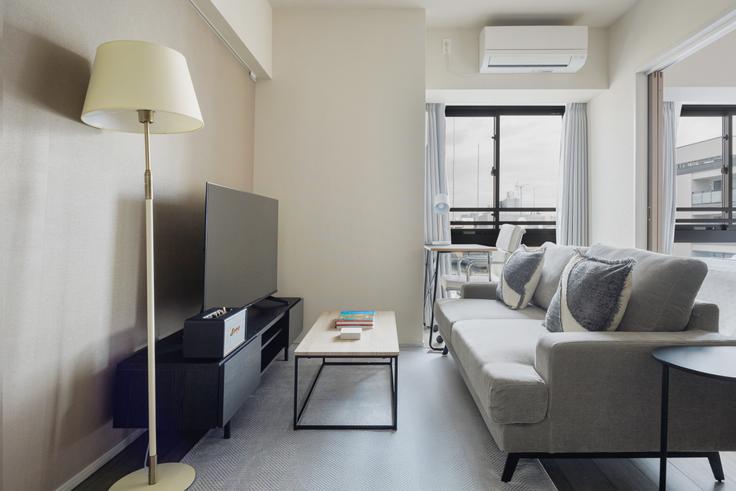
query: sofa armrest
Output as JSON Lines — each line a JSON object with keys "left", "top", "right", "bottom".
{"left": 535, "top": 330, "right": 734, "bottom": 381}
{"left": 685, "top": 301, "right": 719, "bottom": 332}
{"left": 460, "top": 282, "right": 497, "bottom": 300}
{"left": 534, "top": 331, "right": 736, "bottom": 452}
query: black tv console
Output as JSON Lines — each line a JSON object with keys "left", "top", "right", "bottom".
{"left": 113, "top": 297, "right": 303, "bottom": 438}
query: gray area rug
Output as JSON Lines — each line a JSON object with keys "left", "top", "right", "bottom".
{"left": 182, "top": 347, "right": 556, "bottom": 491}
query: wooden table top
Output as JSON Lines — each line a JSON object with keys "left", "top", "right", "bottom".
{"left": 653, "top": 346, "right": 736, "bottom": 381}
{"left": 295, "top": 311, "right": 400, "bottom": 357}
{"left": 424, "top": 243, "right": 497, "bottom": 252}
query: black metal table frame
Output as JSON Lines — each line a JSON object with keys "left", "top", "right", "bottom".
{"left": 293, "top": 355, "right": 398, "bottom": 430}
{"left": 658, "top": 363, "right": 726, "bottom": 490}
{"left": 423, "top": 248, "right": 492, "bottom": 352}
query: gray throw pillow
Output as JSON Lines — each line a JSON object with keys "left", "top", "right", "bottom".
{"left": 546, "top": 254, "right": 635, "bottom": 332}
{"left": 496, "top": 246, "right": 545, "bottom": 310}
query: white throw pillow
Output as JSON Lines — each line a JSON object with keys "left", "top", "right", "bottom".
{"left": 496, "top": 246, "right": 545, "bottom": 310}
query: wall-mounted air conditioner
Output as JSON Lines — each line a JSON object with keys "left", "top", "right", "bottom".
{"left": 479, "top": 26, "right": 588, "bottom": 73}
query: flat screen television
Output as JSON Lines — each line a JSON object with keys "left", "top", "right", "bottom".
{"left": 203, "top": 182, "right": 278, "bottom": 309}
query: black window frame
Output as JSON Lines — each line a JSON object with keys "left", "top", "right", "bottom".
{"left": 675, "top": 104, "right": 736, "bottom": 243}
{"left": 444, "top": 105, "right": 565, "bottom": 246}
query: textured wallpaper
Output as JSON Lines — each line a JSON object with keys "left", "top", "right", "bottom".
{"left": 0, "top": 1, "right": 255, "bottom": 488}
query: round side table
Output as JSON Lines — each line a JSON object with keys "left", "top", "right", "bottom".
{"left": 652, "top": 346, "right": 736, "bottom": 491}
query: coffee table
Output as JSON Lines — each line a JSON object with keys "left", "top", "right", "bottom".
{"left": 293, "top": 310, "right": 400, "bottom": 430}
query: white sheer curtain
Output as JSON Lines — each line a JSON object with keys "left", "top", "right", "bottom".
{"left": 424, "top": 103, "right": 450, "bottom": 320}
{"left": 661, "top": 101, "right": 680, "bottom": 254}
{"left": 557, "top": 102, "right": 589, "bottom": 246}
{"left": 425, "top": 103, "right": 450, "bottom": 245}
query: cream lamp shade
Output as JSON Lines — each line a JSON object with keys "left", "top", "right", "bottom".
{"left": 81, "top": 40, "right": 203, "bottom": 133}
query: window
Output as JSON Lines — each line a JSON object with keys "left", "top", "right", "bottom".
{"left": 673, "top": 106, "right": 736, "bottom": 259}
{"left": 445, "top": 106, "right": 563, "bottom": 245}
{"left": 445, "top": 117, "right": 494, "bottom": 208}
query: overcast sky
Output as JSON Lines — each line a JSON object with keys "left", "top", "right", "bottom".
{"left": 446, "top": 116, "right": 561, "bottom": 208}
{"left": 677, "top": 116, "right": 723, "bottom": 147}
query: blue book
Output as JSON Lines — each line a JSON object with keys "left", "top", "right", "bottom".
{"left": 340, "top": 310, "right": 375, "bottom": 316}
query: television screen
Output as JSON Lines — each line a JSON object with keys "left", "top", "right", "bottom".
{"left": 203, "top": 183, "right": 278, "bottom": 309}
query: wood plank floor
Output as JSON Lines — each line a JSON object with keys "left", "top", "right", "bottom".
{"left": 542, "top": 453, "right": 736, "bottom": 491}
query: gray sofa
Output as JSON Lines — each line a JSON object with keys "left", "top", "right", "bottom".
{"left": 435, "top": 243, "right": 736, "bottom": 483}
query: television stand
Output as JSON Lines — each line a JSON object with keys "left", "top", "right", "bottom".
{"left": 113, "top": 297, "right": 303, "bottom": 438}
{"left": 264, "top": 295, "right": 290, "bottom": 306}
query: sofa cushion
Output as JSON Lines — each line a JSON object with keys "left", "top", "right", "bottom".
{"left": 532, "top": 242, "right": 579, "bottom": 309}
{"left": 496, "top": 246, "right": 545, "bottom": 309}
{"left": 546, "top": 254, "right": 635, "bottom": 332}
{"left": 435, "top": 298, "right": 546, "bottom": 340}
{"left": 588, "top": 244, "right": 708, "bottom": 332}
{"left": 451, "top": 319, "right": 548, "bottom": 424}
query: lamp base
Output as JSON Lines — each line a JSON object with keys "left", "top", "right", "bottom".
{"left": 109, "top": 463, "right": 195, "bottom": 491}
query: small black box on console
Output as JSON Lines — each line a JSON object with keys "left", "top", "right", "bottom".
{"left": 183, "top": 307, "right": 247, "bottom": 359}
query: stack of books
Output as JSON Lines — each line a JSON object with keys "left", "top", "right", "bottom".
{"left": 335, "top": 310, "right": 375, "bottom": 329}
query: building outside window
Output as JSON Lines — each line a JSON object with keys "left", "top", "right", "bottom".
{"left": 674, "top": 108, "right": 736, "bottom": 259}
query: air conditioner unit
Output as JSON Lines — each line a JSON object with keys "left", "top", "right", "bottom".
{"left": 479, "top": 26, "right": 588, "bottom": 73}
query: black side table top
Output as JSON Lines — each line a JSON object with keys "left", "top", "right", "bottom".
{"left": 653, "top": 346, "right": 736, "bottom": 381}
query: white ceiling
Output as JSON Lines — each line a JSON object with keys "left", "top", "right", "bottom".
{"left": 268, "top": 0, "right": 639, "bottom": 28}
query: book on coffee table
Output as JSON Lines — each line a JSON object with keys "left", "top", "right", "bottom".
{"left": 335, "top": 310, "right": 375, "bottom": 329}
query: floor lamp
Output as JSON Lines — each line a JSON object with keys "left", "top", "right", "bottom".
{"left": 81, "top": 40, "right": 203, "bottom": 490}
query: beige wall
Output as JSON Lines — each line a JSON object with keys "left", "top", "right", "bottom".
{"left": 426, "top": 27, "right": 608, "bottom": 91}
{"left": 587, "top": 0, "right": 736, "bottom": 247}
{"left": 664, "top": 29, "right": 736, "bottom": 104}
{"left": 254, "top": 8, "right": 426, "bottom": 344}
{"left": 0, "top": 1, "right": 255, "bottom": 489}
{"left": 665, "top": 28, "right": 736, "bottom": 89}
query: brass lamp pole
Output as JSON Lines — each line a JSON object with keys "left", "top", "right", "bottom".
{"left": 140, "top": 108, "right": 157, "bottom": 484}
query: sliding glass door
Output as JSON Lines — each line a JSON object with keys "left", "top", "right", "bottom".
{"left": 673, "top": 106, "right": 736, "bottom": 258}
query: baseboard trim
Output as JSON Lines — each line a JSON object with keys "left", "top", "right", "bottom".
{"left": 55, "top": 429, "right": 145, "bottom": 491}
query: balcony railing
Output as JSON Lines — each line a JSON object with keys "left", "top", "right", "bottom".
{"left": 449, "top": 207, "right": 556, "bottom": 246}
{"left": 449, "top": 207, "right": 556, "bottom": 227}
{"left": 675, "top": 206, "right": 736, "bottom": 242}
{"left": 691, "top": 190, "right": 722, "bottom": 206}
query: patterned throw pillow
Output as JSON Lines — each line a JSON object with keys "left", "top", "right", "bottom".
{"left": 545, "top": 254, "right": 635, "bottom": 332}
{"left": 496, "top": 246, "right": 545, "bottom": 310}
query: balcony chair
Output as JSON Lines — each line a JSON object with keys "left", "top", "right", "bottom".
{"left": 442, "top": 224, "right": 526, "bottom": 295}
